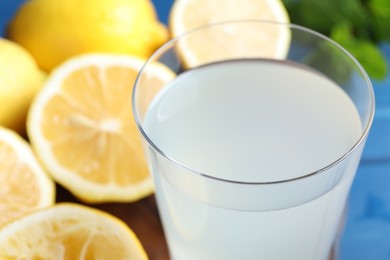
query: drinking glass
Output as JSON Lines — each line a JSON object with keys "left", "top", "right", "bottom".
{"left": 133, "top": 20, "right": 374, "bottom": 260}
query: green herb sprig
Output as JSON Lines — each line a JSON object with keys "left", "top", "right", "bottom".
{"left": 283, "top": 0, "right": 390, "bottom": 80}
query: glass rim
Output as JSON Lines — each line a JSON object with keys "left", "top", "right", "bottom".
{"left": 132, "top": 19, "right": 375, "bottom": 186}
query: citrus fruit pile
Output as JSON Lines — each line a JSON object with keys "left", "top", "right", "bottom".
{"left": 0, "top": 0, "right": 290, "bottom": 257}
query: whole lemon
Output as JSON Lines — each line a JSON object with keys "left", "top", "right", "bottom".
{"left": 7, "top": 0, "right": 168, "bottom": 71}
{"left": 0, "top": 38, "right": 46, "bottom": 136}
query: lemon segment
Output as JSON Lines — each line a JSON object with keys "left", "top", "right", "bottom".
{"left": 27, "top": 54, "right": 175, "bottom": 203}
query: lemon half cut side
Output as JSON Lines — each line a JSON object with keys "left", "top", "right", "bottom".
{"left": 0, "top": 126, "right": 55, "bottom": 227}
{"left": 0, "top": 203, "right": 148, "bottom": 259}
{"left": 169, "top": 0, "right": 291, "bottom": 67}
{"left": 27, "top": 54, "right": 175, "bottom": 203}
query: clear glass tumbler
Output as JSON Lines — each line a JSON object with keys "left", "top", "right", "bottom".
{"left": 133, "top": 20, "right": 374, "bottom": 260}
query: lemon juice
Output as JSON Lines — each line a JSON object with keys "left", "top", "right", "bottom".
{"left": 143, "top": 59, "right": 362, "bottom": 260}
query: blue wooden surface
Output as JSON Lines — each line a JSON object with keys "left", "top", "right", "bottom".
{"left": 1, "top": 1, "right": 389, "bottom": 259}
{"left": 340, "top": 43, "right": 390, "bottom": 260}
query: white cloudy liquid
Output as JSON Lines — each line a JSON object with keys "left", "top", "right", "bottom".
{"left": 143, "top": 59, "right": 362, "bottom": 260}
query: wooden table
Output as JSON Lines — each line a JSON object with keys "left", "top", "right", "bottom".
{"left": 56, "top": 185, "right": 169, "bottom": 260}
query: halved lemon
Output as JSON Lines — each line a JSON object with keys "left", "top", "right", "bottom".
{"left": 0, "top": 203, "right": 148, "bottom": 259}
{"left": 169, "top": 0, "right": 291, "bottom": 67}
{"left": 0, "top": 126, "right": 55, "bottom": 227}
{"left": 27, "top": 54, "right": 175, "bottom": 203}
